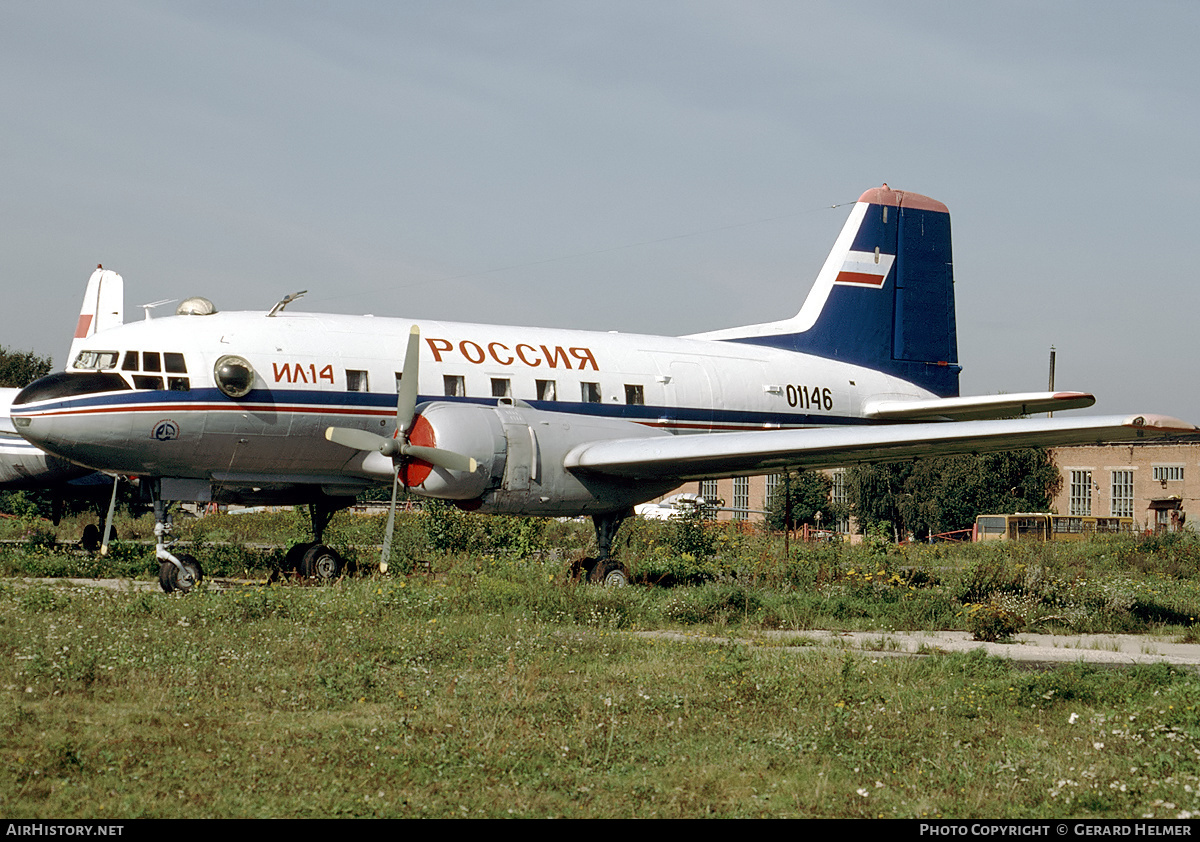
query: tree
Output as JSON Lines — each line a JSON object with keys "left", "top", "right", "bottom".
{"left": 0, "top": 346, "right": 52, "bottom": 388}
{"left": 765, "top": 469, "right": 835, "bottom": 530}
{"left": 899, "top": 449, "right": 1061, "bottom": 538}
{"left": 846, "top": 462, "right": 912, "bottom": 540}
{"left": 846, "top": 448, "right": 1062, "bottom": 541}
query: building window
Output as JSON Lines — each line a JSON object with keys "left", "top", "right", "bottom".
{"left": 1111, "top": 470, "right": 1134, "bottom": 518}
{"left": 346, "top": 370, "right": 369, "bottom": 392}
{"left": 829, "top": 468, "right": 849, "bottom": 533}
{"left": 624, "top": 384, "right": 644, "bottom": 405}
{"left": 830, "top": 469, "right": 848, "bottom": 505}
{"left": 1153, "top": 465, "right": 1184, "bottom": 482}
{"left": 1069, "top": 470, "right": 1093, "bottom": 516}
{"left": 581, "top": 382, "right": 602, "bottom": 403}
{"left": 536, "top": 379, "right": 556, "bottom": 401}
{"left": 764, "top": 474, "right": 780, "bottom": 508}
{"left": 444, "top": 375, "right": 465, "bottom": 397}
{"left": 699, "top": 479, "right": 720, "bottom": 520}
{"left": 732, "top": 477, "right": 749, "bottom": 521}
{"left": 491, "top": 378, "right": 512, "bottom": 398}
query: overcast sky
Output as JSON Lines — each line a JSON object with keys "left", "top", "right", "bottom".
{"left": 3, "top": 1, "right": 1197, "bottom": 422}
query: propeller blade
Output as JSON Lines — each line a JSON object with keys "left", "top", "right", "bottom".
{"left": 100, "top": 476, "right": 120, "bottom": 557}
{"left": 396, "top": 325, "right": 421, "bottom": 436}
{"left": 401, "top": 444, "right": 477, "bottom": 474}
{"left": 381, "top": 466, "right": 399, "bottom": 574}
{"left": 325, "top": 426, "right": 395, "bottom": 454}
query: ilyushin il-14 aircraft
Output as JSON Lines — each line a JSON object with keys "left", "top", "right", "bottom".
{"left": 11, "top": 185, "right": 1196, "bottom": 591}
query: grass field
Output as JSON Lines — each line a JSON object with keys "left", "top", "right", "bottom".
{"left": 2, "top": 510, "right": 1200, "bottom": 818}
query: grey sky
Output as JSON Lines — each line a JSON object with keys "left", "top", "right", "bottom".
{"left": 3, "top": 1, "right": 1197, "bottom": 421}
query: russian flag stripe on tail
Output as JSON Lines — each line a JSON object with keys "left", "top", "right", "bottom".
{"left": 835, "top": 251, "right": 895, "bottom": 287}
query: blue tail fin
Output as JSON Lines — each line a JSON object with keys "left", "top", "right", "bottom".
{"left": 689, "top": 185, "right": 960, "bottom": 397}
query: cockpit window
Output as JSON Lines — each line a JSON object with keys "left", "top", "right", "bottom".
{"left": 73, "top": 351, "right": 119, "bottom": 370}
{"left": 132, "top": 375, "right": 164, "bottom": 391}
{"left": 164, "top": 353, "right": 187, "bottom": 374}
{"left": 122, "top": 351, "right": 139, "bottom": 371}
{"left": 142, "top": 352, "right": 161, "bottom": 373}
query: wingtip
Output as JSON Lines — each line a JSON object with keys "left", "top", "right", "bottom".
{"left": 1124, "top": 414, "right": 1200, "bottom": 434}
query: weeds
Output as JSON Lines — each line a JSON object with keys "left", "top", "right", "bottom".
{"left": 2, "top": 514, "right": 1200, "bottom": 817}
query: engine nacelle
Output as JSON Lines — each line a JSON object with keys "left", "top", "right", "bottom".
{"left": 362, "top": 401, "right": 677, "bottom": 516}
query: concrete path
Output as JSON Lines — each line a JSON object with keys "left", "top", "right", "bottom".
{"left": 635, "top": 629, "right": 1200, "bottom": 669}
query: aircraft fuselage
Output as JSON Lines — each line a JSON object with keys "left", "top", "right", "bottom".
{"left": 11, "top": 310, "right": 933, "bottom": 513}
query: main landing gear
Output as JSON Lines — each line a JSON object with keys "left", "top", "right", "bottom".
{"left": 280, "top": 502, "right": 356, "bottom": 583}
{"left": 569, "top": 508, "right": 632, "bottom": 587}
{"left": 148, "top": 481, "right": 356, "bottom": 593}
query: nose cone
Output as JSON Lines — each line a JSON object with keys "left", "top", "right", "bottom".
{"left": 15, "top": 371, "right": 129, "bottom": 406}
{"left": 11, "top": 371, "right": 133, "bottom": 470}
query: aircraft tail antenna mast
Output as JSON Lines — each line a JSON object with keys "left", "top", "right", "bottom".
{"left": 268, "top": 290, "right": 308, "bottom": 317}
{"left": 140, "top": 298, "right": 178, "bottom": 320}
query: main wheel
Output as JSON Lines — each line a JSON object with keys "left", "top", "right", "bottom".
{"left": 588, "top": 559, "right": 629, "bottom": 587}
{"left": 299, "top": 544, "right": 343, "bottom": 581}
{"left": 81, "top": 524, "right": 101, "bottom": 553}
{"left": 283, "top": 541, "right": 315, "bottom": 573}
{"left": 159, "top": 553, "right": 203, "bottom": 594}
{"left": 567, "top": 556, "right": 598, "bottom": 582}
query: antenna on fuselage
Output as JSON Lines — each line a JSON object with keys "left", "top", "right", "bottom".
{"left": 140, "top": 299, "right": 178, "bottom": 320}
{"left": 268, "top": 290, "right": 308, "bottom": 317}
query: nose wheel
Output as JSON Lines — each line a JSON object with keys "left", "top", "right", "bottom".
{"left": 159, "top": 553, "right": 203, "bottom": 593}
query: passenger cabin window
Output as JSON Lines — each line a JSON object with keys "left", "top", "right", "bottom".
{"left": 536, "top": 379, "right": 556, "bottom": 401}
{"left": 444, "top": 375, "right": 465, "bottom": 397}
{"left": 73, "top": 351, "right": 118, "bottom": 370}
{"left": 624, "top": 384, "right": 644, "bottom": 405}
{"left": 581, "top": 382, "right": 602, "bottom": 404}
{"left": 164, "top": 353, "right": 187, "bottom": 374}
{"left": 142, "top": 352, "right": 161, "bottom": 373}
{"left": 491, "top": 378, "right": 512, "bottom": 399}
{"left": 346, "top": 370, "right": 369, "bottom": 392}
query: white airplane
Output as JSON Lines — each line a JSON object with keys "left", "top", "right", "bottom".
{"left": 11, "top": 186, "right": 1196, "bottom": 591}
{"left": 0, "top": 388, "right": 89, "bottom": 488}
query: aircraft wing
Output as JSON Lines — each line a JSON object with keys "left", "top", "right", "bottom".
{"left": 563, "top": 414, "right": 1197, "bottom": 481}
{"left": 863, "top": 391, "right": 1096, "bottom": 421}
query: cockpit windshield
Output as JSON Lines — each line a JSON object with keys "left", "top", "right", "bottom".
{"left": 72, "top": 351, "right": 119, "bottom": 370}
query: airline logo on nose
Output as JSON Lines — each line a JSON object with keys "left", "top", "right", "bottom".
{"left": 153, "top": 420, "right": 180, "bottom": 441}
{"left": 834, "top": 250, "right": 895, "bottom": 288}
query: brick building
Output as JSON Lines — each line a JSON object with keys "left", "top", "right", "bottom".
{"left": 653, "top": 435, "right": 1200, "bottom": 535}
{"left": 1047, "top": 435, "right": 1200, "bottom": 533}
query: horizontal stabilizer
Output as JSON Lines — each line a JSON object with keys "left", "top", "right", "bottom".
{"left": 564, "top": 414, "right": 1197, "bottom": 482}
{"left": 863, "top": 391, "right": 1095, "bottom": 422}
